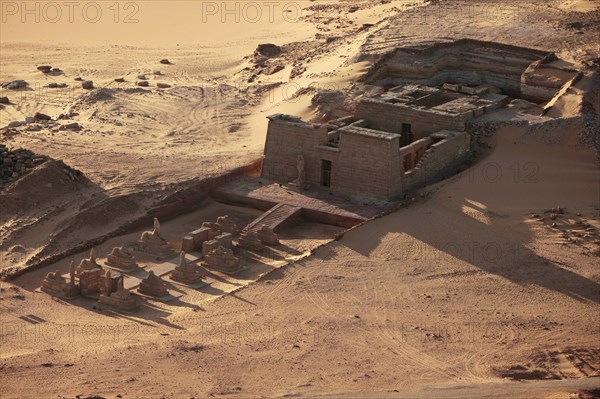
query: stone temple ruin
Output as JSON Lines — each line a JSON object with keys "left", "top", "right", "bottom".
{"left": 41, "top": 250, "right": 124, "bottom": 307}
{"left": 98, "top": 274, "right": 138, "bottom": 311}
{"left": 138, "top": 270, "right": 169, "bottom": 298}
{"left": 39, "top": 214, "right": 276, "bottom": 310}
{"left": 37, "top": 39, "right": 592, "bottom": 316}
{"left": 261, "top": 39, "right": 582, "bottom": 199}
{"left": 105, "top": 246, "right": 139, "bottom": 272}
{"left": 202, "top": 246, "right": 241, "bottom": 274}
{"left": 136, "top": 217, "right": 175, "bottom": 258}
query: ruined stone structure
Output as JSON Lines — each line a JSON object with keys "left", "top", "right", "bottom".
{"left": 41, "top": 258, "right": 120, "bottom": 298}
{"left": 181, "top": 226, "right": 212, "bottom": 253}
{"left": 238, "top": 231, "right": 264, "bottom": 251}
{"left": 76, "top": 248, "right": 101, "bottom": 275}
{"left": 105, "top": 246, "right": 139, "bottom": 270}
{"left": 138, "top": 270, "right": 169, "bottom": 297}
{"left": 256, "top": 225, "right": 280, "bottom": 246}
{"left": 262, "top": 110, "right": 471, "bottom": 199}
{"left": 261, "top": 40, "right": 578, "bottom": 199}
{"left": 202, "top": 246, "right": 241, "bottom": 274}
{"left": 202, "top": 232, "right": 233, "bottom": 256}
{"left": 170, "top": 251, "right": 205, "bottom": 284}
{"left": 216, "top": 215, "right": 239, "bottom": 235}
{"left": 74, "top": 248, "right": 105, "bottom": 296}
{"left": 41, "top": 261, "right": 78, "bottom": 298}
{"left": 98, "top": 275, "right": 139, "bottom": 311}
{"left": 244, "top": 204, "right": 302, "bottom": 235}
{"left": 364, "top": 39, "right": 571, "bottom": 103}
{"left": 136, "top": 217, "right": 174, "bottom": 257}
{"left": 201, "top": 222, "right": 221, "bottom": 240}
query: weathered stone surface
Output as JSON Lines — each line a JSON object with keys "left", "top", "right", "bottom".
{"left": 138, "top": 270, "right": 169, "bottom": 297}
{"left": 37, "top": 65, "right": 52, "bottom": 73}
{"left": 48, "top": 82, "right": 67, "bottom": 89}
{"left": 170, "top": 251, "right": 204, "bottom": 284}
{"left": 76, "top": 248, "right": 101, "bottom": 275}
{"left": 202, "top": 246, "right": 241, "bottom": 273}
{"left": 255, "top": 43, "right": 281, "bottom": 58}
{"left": 157, "top": 83, "right": 171, "bottom": 88}
{"left": 264, "top": 64, "right": 285, "bottom": 75}
{"left": 181, "top": 236, "right": 195, "bottom": 253}
{"left": 98, "top": 275, "right": 138, "bottom": 311}
{"left": 201, "top": 222, "right": 221, "bottom": 240}
{"left": 34, "top": 112, "right": 51, "bottom": 121}
{"left": 262, "top": 87, "right": 474, "bottom": 199}
{"left": 4, "top": 80, "right": 27, "bottom": 90}
{"left": 81, "top": 80, "right": 94, "bottom": 89}
{"left": 136, "top": 217, "right": 174, "bottom": 257}
{"left": 60, "top": 122, "right": 81, "bottom": 131}
{"left": 216, "top": 215, "right": 239, "bottom": 234}
{"left": 160, "top": 59, "right": 171, "bottom": 64}
{"left": 257, "top": 225, "right": 280, "bottom": 246}
{"left": 106, "top": 246, "right": 139, "bottom": 270}
{"left": 202, "top": 239, "right": 220, "bottom": 257}
{"left": 181, "top": 225, "right": 213, "bottom": 253}
{"left": 238, "top": 231, "right": 264, "bottom": 251}
{"left": 41, "top": 262, "right": 78, "bottom": 298}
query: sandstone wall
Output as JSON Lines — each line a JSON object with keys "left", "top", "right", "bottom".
{"left": 333, "top": 129, "right": 402, "bottom": 198}
{"left": 261, "top": 118, "right": 325, "bottom": 184}
{"left": 403, "top": 132, "right": 471, "bottom": 192}
{"left": 262, "top": 118, "right": 404, "bottom": 199}
{"left": 364, "top": 39, "right": 553, "bottom": 100}
{"left": 355, "top": 99, "right": 469, "bottom": 138}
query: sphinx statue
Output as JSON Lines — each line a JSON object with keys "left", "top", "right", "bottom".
{"left": 76, "top": 247, "right": 101, "bottom": 275}
{"left": 138, "top": 270, "right": 169, "bottom": 297}
{"left": 41, "top": 262, "right": 79, "bottom": 298}
{"left": 136, "top": 217, "right": 174, "bottom": 257}
{"left": 170, "top": 251, "right": 205, "bottom": 284}
{"left": 106, "top": 246, "right": 138, "bottom": 270}
{"left": 141, "top": 217, "right": 161, "bottom": 242}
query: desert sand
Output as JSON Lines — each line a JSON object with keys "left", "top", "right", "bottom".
{"left": 1, "top": 1, "right": 599, "bottom": 398}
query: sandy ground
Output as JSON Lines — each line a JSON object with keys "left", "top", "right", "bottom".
{"left": 1, "top": 122, "right": 598, "bottom": 399}
{"left": 1, "top": 0, "right": 600, "bottom": 398}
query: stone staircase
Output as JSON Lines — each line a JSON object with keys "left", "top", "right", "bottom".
{"left": 245, "top": 203, "right": 302, "bottom": 233}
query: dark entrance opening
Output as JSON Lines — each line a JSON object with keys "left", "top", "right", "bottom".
{"left": 401, "top": 123, "right": 414, "bottom": 146}
{"left": 321, "top": 160, "right": 332, "bottom": 187}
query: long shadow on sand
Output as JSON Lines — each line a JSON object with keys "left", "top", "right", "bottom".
{"left": 340, "top": 195, "right": 600, "bottom": 304}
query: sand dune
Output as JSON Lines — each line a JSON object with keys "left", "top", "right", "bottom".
{"left": 1, "top": 0, "right": 599, "bottom": 398}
